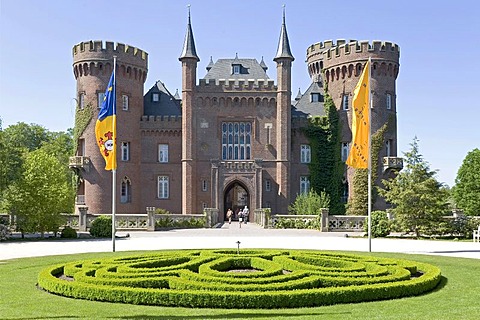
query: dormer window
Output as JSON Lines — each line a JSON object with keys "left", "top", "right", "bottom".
{"left": 232, "top": 65, "right": 240, "bottom": 75}
{"left": 152, "top": 93, "right": 159, "bottom": 102}
{"left": 311, "top": 93, "right": 322, "bottom": 102}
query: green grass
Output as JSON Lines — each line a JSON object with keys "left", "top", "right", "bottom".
{"left": 1, "top": 250, "right": 479, "bottom": 320}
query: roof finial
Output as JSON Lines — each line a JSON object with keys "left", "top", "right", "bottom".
{"left": 282, "top": 4, "right": 286, "bottom": 23}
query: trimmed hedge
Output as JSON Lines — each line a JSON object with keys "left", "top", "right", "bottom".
{"left": 38, "top": 249, "right": 442, "bottom": 309}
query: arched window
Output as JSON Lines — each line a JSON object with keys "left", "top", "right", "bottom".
{"left": 121, "top": 177, "right": 131, "bottom": 203}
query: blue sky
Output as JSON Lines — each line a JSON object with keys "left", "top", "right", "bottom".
{"left": 0, "top": 0, "right": 479, "bottom": 187}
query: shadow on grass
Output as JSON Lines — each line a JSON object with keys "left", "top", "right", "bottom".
{"left": 114, "top": 311, "right": 352, "bottom": 319}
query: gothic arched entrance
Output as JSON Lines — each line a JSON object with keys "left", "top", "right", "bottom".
{"left": 223, "top": 181, "right": 249, "bottom": 221}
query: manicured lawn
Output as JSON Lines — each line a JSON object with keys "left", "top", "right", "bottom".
{"left": 1, "top": 250, "right": 479, "bottom": 320}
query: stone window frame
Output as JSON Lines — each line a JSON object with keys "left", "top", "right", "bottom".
{"left": 300, "top": 144, "right": 311, "bottom": 164}
{"left": 157, "top": 175, "right": 169, "bottom": 199}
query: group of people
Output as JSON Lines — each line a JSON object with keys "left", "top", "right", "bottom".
{"left": 226, "top": 206, "right": 249, "bottom": 228}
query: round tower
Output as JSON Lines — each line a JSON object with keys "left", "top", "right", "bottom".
{"left": 306, "top": 39, "right": 400, "bottom": 208}
{"left": 72, "top": 40, "right": 148, "bottom": 214}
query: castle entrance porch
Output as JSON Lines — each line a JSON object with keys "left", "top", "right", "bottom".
{"left": 223, "top": 181, "right": 249, "bottom": 221}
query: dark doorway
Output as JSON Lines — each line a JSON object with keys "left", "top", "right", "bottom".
{"left": 224, "top": 182, "right": 249, "bottom": 221}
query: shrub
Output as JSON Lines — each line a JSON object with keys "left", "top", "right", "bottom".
{"left": 38, "top": 249, "right": 442, "bottom": 309}
{"left": 155, "top": 208, "right": 171, "bottom": 215}
{"left": 89, "top": 215, "right": 112, "bottom": 238}
{"left": 364, "top": 211, "right": 391, "bottom": 237}
{"left": 0, "top": 224, "right": 10, "bottom": 240}
{"left": 60, "top": 226, "right": 77, "bottom": 238}
{"left": 289, "top": 190, "right": 330, "bottom": 215}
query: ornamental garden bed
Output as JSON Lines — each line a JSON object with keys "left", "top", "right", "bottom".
{"left": 37, "top": 249, "right": 442, "bottom": 309}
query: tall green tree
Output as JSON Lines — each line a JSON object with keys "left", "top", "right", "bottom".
{"left": 453, "top": 148, "right": 480, "bottom": 216}
{"left": 380, "top": 137, "right": 448, "bottom": 237}
{"left": 2, "top": 149, "right": 73, "bottom": 236}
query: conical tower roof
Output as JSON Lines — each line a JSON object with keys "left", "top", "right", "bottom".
{"left": 274, "top": 7, "right": 294, "bottom": 62}
{"left": 179, "top": 7, "right": 199, "bottom": 61}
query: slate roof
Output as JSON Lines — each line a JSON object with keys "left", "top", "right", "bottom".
{"left": 293, "top": 81, "right": 325, "bottom": 117}
{"left": 179, "top": 11, "right": 199, "bottom": 61}
{"left": 203, "top": 58, "right": 270, "bottom": 81}
{"left": 143, "top": 81, "right": 182, "bottom": 116}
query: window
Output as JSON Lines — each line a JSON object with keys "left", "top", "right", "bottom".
{"left": 265, "top": 201, "right": 271, "bottom": 208}
{"left": 342, "top": 94, "right": 349, "bottom": 110}
{"left": 152, "top": 93, "right": 159, "bottom": 102}
{"left": 265, "top": 179, "right": 271, "bottom": 192}
{"left": 202, "top": 202, "right": 208, "bottom": 209}
{"left": 221, "top": 122, "right": 252, "bottom": 160}
{"left": 77, "top": 139, "right": 85, "bottom": 156}
{"left": 97, "top": 92, "right": 105, "bottom": 108}
{"left": 233, "top": 65, "right": 240, "bottom": 74}
{"left": 265, "top": 123, "right": 272, "bottom": 145}
{"left": 386, "top": 93, "right": 392, "bottom": 110}
{"left": 386, "top": 139, "right": 392, "bottom": 157}
{"left": 342, "top": 142, "right": 350, "bottom": 162}
{"left": 202, "top": 180, "right": 208, "bottom": 192}
{"left": 121, "top": 142, "right": 130, "bottom": 161}
{"left": 122, "top": 95, "right": 129, "bottom": 110}
{"left": 157, "top": 176, "right": 169, "bottom": 199}
{"left": 120, "top": 177, "right": 131, "bottom": 203}
{"left": 158, "top": 144, "right": 169, "bottom": 163}
{"left": 79, "top": 93, "right": 85, "bottom": 109}
{"left": 300, "top": 176, "right": 310, "bottom": 195}
{"left": 301, "top": 145, "right": 311, "bottom": 163}
{"left": 311, "top": 93, "right": 322, "bottom": 102}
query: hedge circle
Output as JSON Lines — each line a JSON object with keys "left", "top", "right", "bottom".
{"left": 38, "top": 249, "right": 442, "bottom": 308}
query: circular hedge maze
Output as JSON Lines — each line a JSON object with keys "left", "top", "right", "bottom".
{"left": 38, "top": 250, "right": 442, "bottom": 308}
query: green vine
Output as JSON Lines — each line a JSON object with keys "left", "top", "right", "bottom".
{"left": 303, "top": 93, "right": 345, "bottom": 215}
{"left": 347, "top": 123, "right": 388, "bottom": 215}
{"left": 73, "top": 103, "right": 94, "bottom": 153}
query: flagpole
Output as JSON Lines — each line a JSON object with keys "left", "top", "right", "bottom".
{"left": 112, "top": 55, "right": 117, "bottom": 252}
{"left": 367, "top": 57, "right": 372, "bottom": 252}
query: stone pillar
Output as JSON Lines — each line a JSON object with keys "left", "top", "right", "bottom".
{"left": 146, "top": 207, "right": 156, "bottom": 231}
{"left": 320, "top": 208, "right": 329, "bottom": 232}
{"left": 78, "top": 206, "right": 88, "bottom": 232}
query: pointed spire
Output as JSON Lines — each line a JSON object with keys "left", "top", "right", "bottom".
{"left": 260, "top": 56, "right": 268, "bottom": 71}
{"left": 274, "top": 5, "right": 294, "bottom": 62}
{"left": 206, "top": 56, "right": 214, "bottom": 71}
{"left": 179, "top": 5, "right": 200, "bottom": 61}
{"left": 295, "top": 88, "right": 302, "bottom": 101}
{"left": 174, "top": 89, "right": 181, "bottom": 100}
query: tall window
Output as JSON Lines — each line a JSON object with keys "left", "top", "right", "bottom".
{"left": 157, "top": 176, "right": 169, "bottom": 199}
{"left": 386, "top": 93, "right": 392, "bottom": 110}
{"left": 79, "top": 93, "right": 85, "bottom": 109}
{"left": 158, "top": 144, "right": 168, "bottom": 163}
{"left": 265, "top": 179, "right": 271, "bottom": 192}
{"left": 386, "top": 139, "right": 392, "bottom": 157}
{"left": 342, "top": 142, "right": 350, "bottom": 162}
{"left": 120, "top": 177, "right": 131, "bottom": 203}
{"left": 202, "top": 180, "right": 208, "bottom": 192}
{"left": 122, "top": 94, "right": 129, "bottom": 110}
{"left": 222, "top": 122, "right": 252, "bottom": 160}
{"left": 300, "top": 144, "right": 311, "bottom": 163}
{"left": 121, "top": 142, "right": 130, "bottom": 161}
{"left": 342, "top": 94, "right": 349, "bottom": 110}
{"left": 97, "top": 92, "right": 105, "bottom": 108}
{"left": 300, "top": 176, "right": 310, "bottom": 195}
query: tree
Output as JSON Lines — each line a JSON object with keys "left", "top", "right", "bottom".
{"left": 380, "top": 137, "right": 449, "bottom": 237}
{"left": 453, "top": 148, "right": 480, "bottom": 216}
{"left": 2, "top": 149, "right": 73, "bottom": 236}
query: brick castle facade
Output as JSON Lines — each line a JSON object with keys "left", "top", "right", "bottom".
{"left": 71, "top": 12, "right": 401, "bottom": 220}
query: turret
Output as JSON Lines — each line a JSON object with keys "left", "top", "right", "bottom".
{"left": 274, "top": 7, "right": 294, "bottom": 213}
{"left": 71, "top": 40, "right": 148, "bottom": 214}
{"left": 179, "top": 7, "right": 199, "bottom": 214}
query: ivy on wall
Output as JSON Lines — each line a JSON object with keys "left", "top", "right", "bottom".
{"left": 347, "top": 122, "right": 388, "bottom": 215}
{"left": 303, "top": 93, "right": 345, "bottom": 215}
{"left": 73, "top": 103, "right": 93, "bottom": 153}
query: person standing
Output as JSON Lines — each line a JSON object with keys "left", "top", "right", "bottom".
{"left": 238, "top": 208, "right": 243, "bottom": 228}
{"left": 226, "top": 208, "right": 233, "bottom": 224}
{"left": 243, "top": 206, "right": 249, "bottom": 224}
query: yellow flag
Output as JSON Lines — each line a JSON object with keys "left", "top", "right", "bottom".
{"left": 95, "top": 72, "right": 117, "bottom": 170}
{"left": 346, "top": 59, "right": 370, "bottom": 169}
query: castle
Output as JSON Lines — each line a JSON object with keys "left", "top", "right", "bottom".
{"left": 70, "top": 12, "right": 402, "bottom": 220}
